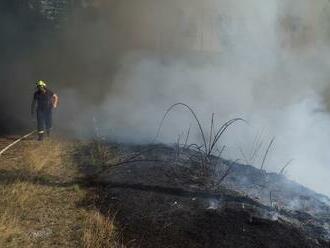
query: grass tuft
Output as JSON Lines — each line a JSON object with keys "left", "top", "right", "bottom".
{"left": 83, "top": 211, "right": 123, "bottom": 248}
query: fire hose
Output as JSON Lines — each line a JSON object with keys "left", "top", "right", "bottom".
{"left": 0, "top": 130, "right": 37, "bottom": 156}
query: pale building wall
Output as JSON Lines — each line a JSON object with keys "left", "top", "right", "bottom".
{"left": 26, "top": 0, "right": 330, "bottom": 53}
{"left": 103, "top": 0, "right": 223, "bottom": 53}
{"left": 278, "top": 0, "right": 330, "bottom": 50}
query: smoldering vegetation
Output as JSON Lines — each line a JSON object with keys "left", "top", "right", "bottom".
{"left": 1, "top": 0, "right": 330, "bottom": 197}
{"left": 77, "top": 131, "right": 330, "bottom": 247}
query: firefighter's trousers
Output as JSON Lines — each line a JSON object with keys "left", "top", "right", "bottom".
{"left": 37, "top": 109, "right": 52, "bottom": 135}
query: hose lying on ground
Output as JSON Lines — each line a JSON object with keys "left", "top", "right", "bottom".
{"left": 0, "top": 131, "right": 37, "bottom": 156}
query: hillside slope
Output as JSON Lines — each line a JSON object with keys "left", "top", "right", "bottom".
{"left": 1, "top": 136, "right": 329, "bottom": 247}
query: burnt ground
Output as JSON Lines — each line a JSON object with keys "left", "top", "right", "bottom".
{"left": 75, "top": 142, "right": 330, "bottom": 248}
{"left": 1, "top": 135, "right": 329, "bottom": 247}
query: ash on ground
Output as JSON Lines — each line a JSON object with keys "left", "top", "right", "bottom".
{"left": 82, "top": 143, "right": 330, "bottom": 248}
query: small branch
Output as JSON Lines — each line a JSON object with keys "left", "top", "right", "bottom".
{"left": 208, "top": 113, "right": 215, "bottom": 154}
{"left": 239, "top": 147, "right": 249, "bottom": 165}
{"left": 153, "top": 103, "right": 208, "bottom": 153}
{"left": 260, "top": 137, "right": 275, "bottom": 170}
{"left": 217, "top": 159, "right": 240, "bottom": 186}
{"left": 218, "top": 145, "right": 226, "bottom": 158}
{"left": 279, "top": 159, "right": 294, "bottom": 175}
{"left": 209, "top": 118, "right": 247, "bottom": 156}
{"left": 108, "top": 159, "right": 164, "bottom": 168}
{"left": 184, "top": 124, "right": 191, "bottom": 148}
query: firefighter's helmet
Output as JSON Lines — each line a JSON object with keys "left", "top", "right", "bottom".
{"left": 36, "top": 80, "right": 47, "bottom": 88}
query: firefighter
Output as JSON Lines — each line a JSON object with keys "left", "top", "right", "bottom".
{"left": 31, "top": 80, "right": 58, "bottom": 140}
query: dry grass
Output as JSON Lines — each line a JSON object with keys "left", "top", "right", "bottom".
{"left": 83, "top": 211, "right": 123, "bottom": 248}
{"left": 21, "top": 140, "right": 63, "bottom": 173}
{"left": 0, "top": 212, "right": 23, "bottom": 247}
{"left": 154, "top": 103, "right": 246, "bottom": 180}
{"left": 88, "top": 140, "right": 118, "bottom": 167}
{"left": 0, "top": 137, "right": 122, "bottom": 248}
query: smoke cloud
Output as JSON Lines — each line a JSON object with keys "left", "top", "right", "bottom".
{"left": 1, "top": 0, "right": 330, "bottom": 196}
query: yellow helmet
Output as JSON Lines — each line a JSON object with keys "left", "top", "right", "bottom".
{"left": 36, "top": 80, "right": 47, "bottom": 87}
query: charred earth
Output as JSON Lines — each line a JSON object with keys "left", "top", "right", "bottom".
{"left": 78, "top": 142, "right": 330, "bottom": 248}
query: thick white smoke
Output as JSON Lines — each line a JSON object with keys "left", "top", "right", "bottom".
{"left": 55, "top": 0, "right": 330, "bottom": 196}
